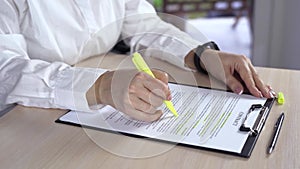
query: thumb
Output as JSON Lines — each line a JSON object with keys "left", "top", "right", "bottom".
{"left": 226, "top": 73, "right": 244, "bottom": 95}
{"left": 152, "top": 69, "right": 169, "bottom": 84}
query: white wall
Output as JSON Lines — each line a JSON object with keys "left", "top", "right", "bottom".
{"left": 253, "top": 0, "right": 300, "bottom": 70}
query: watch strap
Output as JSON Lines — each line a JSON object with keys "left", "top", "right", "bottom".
{"left": 194, "top": 41, "right": 219, "bottom": 74}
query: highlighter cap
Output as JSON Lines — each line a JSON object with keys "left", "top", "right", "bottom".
{"left": 277, "top": 92, "right": 285, "bottom": 105}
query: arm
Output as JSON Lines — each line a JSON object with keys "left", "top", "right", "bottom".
{"left": 121, "top": 0, "right": 274, "bottom": 99}
{"left": 0, "top": 1, "right": 106, "bottom": 112}
{"left": 121, "top": 0, "right": 202, "bottom": 69}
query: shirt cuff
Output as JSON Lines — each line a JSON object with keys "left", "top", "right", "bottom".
{"left": 53, "top": 67, "right": 107, "bottom": 112}
{"left": 144, "top": 32, "right": 200, "bottom": 71}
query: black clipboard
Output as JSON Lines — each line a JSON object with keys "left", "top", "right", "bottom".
{"left": 237, "top": 99, "right": 275, "bottom": 157}
{"left": 55, "top": 84, "right": 275, "bottom": 158}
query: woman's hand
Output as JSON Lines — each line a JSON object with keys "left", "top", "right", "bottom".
{"left": 87, "top": 69, "right": 170, "bottom": 122}
{"left": 186, "top": 49, "right": 275, "bottom": 98}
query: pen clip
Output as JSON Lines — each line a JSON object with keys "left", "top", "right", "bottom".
{"left": 274, "top": 113, "right": 284, "bottom": 128}
{"left": 274, "top": 120, "right": 280, "bottom": 128}
{"left": 267, "top": 113, "right": 285, "bottom": 154}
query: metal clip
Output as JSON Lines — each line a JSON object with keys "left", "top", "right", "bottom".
{"left": 239, "top": 104, "right": 269, "bottom": 136}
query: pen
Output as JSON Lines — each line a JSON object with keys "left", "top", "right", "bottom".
{"left": 268, "top": 112, "right": 285, "bottom": 154}
{"left": 132, "top": 52, "right": 178, "bottom": 117}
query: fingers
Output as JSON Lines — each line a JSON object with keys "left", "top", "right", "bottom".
{"left": 129, "top": 95, "right": 158, "bottom": 114}
{"left": 226, "top": 55, "right": 274, "bottom": 98}
{"left": 152, "top": 69, "right": 169, "bottom": 84}
{"left": 132, "top": 71, "right": 171, "bottom": 100}
{"left": 103, "top": 69, "right": 170, "bottom": 122}
{"left": 237, "top": 57, "right": 274, "bottom": 98}
{"left": 208, "top": 52, "right": 275, "bottom": 98}
{"left": 146, "top": 70, "right": 171, "bottom": 100}
{"left": 248, "top": 66, "right": 274, "bottom": 98}
{"left": 130, "top": 87, "right": 165, "bottom": 108}
{"left": 224, "top": 72, "right": 244, "bottom": 95}
{"left": 126, "top": 70, "right": 170, "bottom": 122}
{"left": 235, "top": 63, "right": 263, "bottom": 97}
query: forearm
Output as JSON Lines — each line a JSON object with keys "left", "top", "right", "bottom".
{"left": 122, "top": 1, "right": 201, "bottom": 70}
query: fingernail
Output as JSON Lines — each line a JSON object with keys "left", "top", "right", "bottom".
{"left": 167, "top": 94, "right": 172, "bottom": 100}
{"left": 271, "top": 90, "right": 277, "bottom": 98}
{"left": 267, "top": 85, "right": 277, "bottom": 98}
{"left": 267, "top": 85, "right": 273, "bottom": 90}
{"left": 235, "top": 88, "right": 243, "bottom": 95}
{"left": 269, "top": 91, "right": 275, "bottom": 98}
{"left": 259, "top": 92, "right": 263, "bottom": 98}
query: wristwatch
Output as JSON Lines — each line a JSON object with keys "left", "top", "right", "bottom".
{"left": 193, "top": 41, "right": 220, "bottom": 74}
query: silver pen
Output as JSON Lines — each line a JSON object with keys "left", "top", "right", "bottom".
{"left": 268, "top": 112, "right": 285, "bottom": 154}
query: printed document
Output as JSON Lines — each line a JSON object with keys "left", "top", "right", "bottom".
{"left": 59, "top": 83, "right": 267, "bottom": 153}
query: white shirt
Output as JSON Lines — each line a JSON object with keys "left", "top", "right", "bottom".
{"left": 0, "top": 0, "right": 201, "bottom": 112}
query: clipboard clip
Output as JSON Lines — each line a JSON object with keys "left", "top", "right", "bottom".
{"left": 239, "top": 104, "right": 269, "bottom": 136}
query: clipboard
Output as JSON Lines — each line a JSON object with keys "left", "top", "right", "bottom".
{"left": 55, "top": 83, "right": 275, "bottom": 158}
{"left": 237, "top": 100, "right": 274, "bottom": 157}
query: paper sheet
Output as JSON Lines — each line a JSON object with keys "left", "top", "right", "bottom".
{"left": 59, "top": 83, "right": 267, "bottom": 153}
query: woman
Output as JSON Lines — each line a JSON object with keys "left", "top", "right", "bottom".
{"left": 0, "top": 0, "right": 274, "bottom": 121}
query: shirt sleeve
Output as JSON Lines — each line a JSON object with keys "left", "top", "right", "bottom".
{"left": 0, "top": 1, "right": 106, "bottom": 112}
{"left": 122, "top": 0, "right": 208, "bottom": 69}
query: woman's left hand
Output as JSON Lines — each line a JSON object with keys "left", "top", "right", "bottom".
{"left": 186, "top": 49, "right": 275, "bottom": 98}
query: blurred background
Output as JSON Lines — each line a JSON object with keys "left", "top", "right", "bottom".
{"left": 147, "top": 0, "right": 300, "bottom": 70}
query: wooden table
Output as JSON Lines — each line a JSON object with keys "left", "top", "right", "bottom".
{"left": 1, "top": 54, "right": 299, "bottom": 169}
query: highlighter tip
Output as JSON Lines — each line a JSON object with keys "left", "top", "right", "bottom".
{"left": 164, "top": 100, "right": 178, "bottom": 117}
{"left": 170, "top": 109, "right": 179, "bottom": 117}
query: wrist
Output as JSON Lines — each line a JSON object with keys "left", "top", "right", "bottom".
{"left": 86, "top": 71, "right": 112, "bottom": 106}
{"left": 193, "top": 41, "right": 220, "bottom": 74}
{"left": 94, "top": 75, "right": 102, "bottom": 104}
{"left": 184, "top": 50, "right": 197, "bottom": 70}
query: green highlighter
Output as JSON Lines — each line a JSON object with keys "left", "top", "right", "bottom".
{"left": 277, "top": 92, "right": 285, "bottom": 105}
{"left": 132, "top": 52, "right": 178, "bottom": 117}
